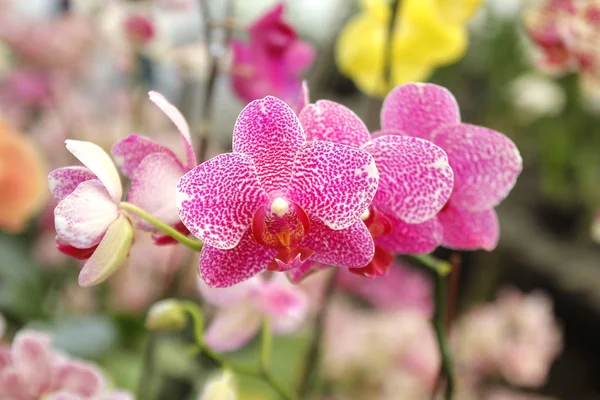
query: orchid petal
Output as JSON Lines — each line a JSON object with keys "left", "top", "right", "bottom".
{"left": 381, "top": 83, "right": 461, "bottom": 141}
{"left": 374, "top": 212, "right": 443, "bottom": 254}
{"left": 48, "top": 166, "right": 96, "bottom": 201}
{"left": 204, "top": 304, "right": 262, "bottom": 352}
{"left": 12, "top": 330, "right": 54, "bottom": 396}
{"left": 54, "top": 180, "right": 119, "bottom": 249}
{"left": 283, "top": 40, "right": 316, "bottom": 76}
{"left": 65, "top": 140, "right": 122, "bottom": 202}
{"left": 257, "top": 275, "right": 308, "bottom": 334}
{"left": 299, "top": 100, "right": 371, "bottom": 147}
{"left": 438, "top": 204, "right": 499, "bottom": 251}
{"left": 128, "top": 152, "right": 186, "bottom": 231}
{"left": 45, "top": 393, "right": 82, "bottom": 400}
{"left": 54, "top": 361, "right": 104, "bottom": 397}
{"left": 0, "top": 368, "right": 27, "bottom": 399}
{"left": 78, "top": 214, "right": 134, "bottom": 287}
{"left": 177, "top": 153, "right": 268, "bottom": 250}
{"left": 361, "top": 135, "right": 454, "bottom": 223}
{"left": 302, "top": 219, "right": 374, "bottom": 268}
{"left": 148, "top": 91, "right": 196, "bottom": 169}
{"left": 233, "top": 96, "right": 305, "bottom": 194}
{"left": 431, "top": 123, "right": 522, "bottom": 211}
{"left": 111, "top": 134, "right": 179, "bottom": 179}
{"left": 288, "top": 141, "right": 378, "bottom": 230}
{"left": 196, "top": 276, "right": 263, "bottom": 307}
{"left": 199, "top": 231, "right": 276, "bottom": 288}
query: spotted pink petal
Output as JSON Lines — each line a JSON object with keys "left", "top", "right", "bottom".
{"left": 12, "top": 330, "right": 54, "bottom": 396}
{"left": 288, "top": 141, "right": 378, "bottom": 230}
{"left": 54, "top": 180, "right": 119, "bottom": 249}
{"left": 78, "top": 214, "right": 134, "bottom": 287}
{"left": 381, "top": 83, "right": 461, "bottom": 141}
{"left": 299, "top": 100, "right": 370, "bottom": 147}
{"left": 232, "top": 96, "right": 305, "bottom": 194}
{"left": 196, "top": 276, "right": 262, "bottom": 307}
{"left": 48, "top": 166, "right": 96, "bottom": 201}
{"left": 148, "top": 91, "right": 196, "bottom": 169}
{"left": 294, "top": 80, "right": 310, "bottom": 114}
{"left": 204, "top": 304, "right": 262, "bottom": 352}
{"left": 257, "top": 275, "right": 308, "bottom": 334}
{"left": 301, "top": 219, "right": 374, "bottom": 268}
{"left": 111, "top": 134, "right": 179, "bottom": 179}
{"left": 437, "top": 204, "right": 499, "bottom": 251}
{"left": 374, "top": 212, "right": 443, "bottom": 254}
{"left": 362, "top": 135, "right": 454, "bottom": 224}
{"left": 430, "top": 123, "right": 522, "bottom": 211}
{"left": 177, "top": 153, "right": 268, "bottom": 250}
{"left": 128, "top": 152, "right": 186, "bottom": 230}
{"left": 199, "top": 231, "right": 276, "bottom": 288}
{"left": 54, "top": 361, "right": 104, "bottom": 397}
{"left": 65, "top": 140, "right": 122, "bottom": 203}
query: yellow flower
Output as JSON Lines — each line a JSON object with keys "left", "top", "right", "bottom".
{"left": 336, "top": 0, "right": 483, "bottom": 97}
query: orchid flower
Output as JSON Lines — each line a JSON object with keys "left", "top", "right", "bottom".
{"left": 231, "top": 3, "right": 315, "bottom": 106}
{"left": 48, "top": 141, "right": 133, "bottom": 287}
{"left": 177, "top": 95, "right": 379, "bottom": 287}
{"left": 112, "top": 91, "right": 196, "bottom": 244}
{"left": 197, "top": 275, "right": 308, "bottom": 352}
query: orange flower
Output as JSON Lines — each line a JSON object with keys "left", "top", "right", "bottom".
{"left": 0, "top": 118, "right": 47, "bottom": 232}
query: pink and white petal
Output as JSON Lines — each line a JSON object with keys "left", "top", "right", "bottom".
{"left": 199, "top": 231, "right": 276, "bottom": 288}
{"left": 111, "top": 134, "right": 178, "bottom": 178}
{"left": 438, "top": 204, "right": 499, "bottom": 251}
{"left": 196, "top": 275, "right": 263, "bottom": 308}
{"left": 148, "top": 91, "right": 196, "bottom": 169}
{"left": 65, "top": 140, "right": 122, "bottom": 202}
{"left": 431, "top": 123, "right": 522, "bottom": 211}
{"left": 45, "top": 392, "right": 82, "bottom": 400}
{"left": 257, "top": 275, "right": 309, "bottom": 334}
{"left": 381, "top": 83, "right": 461, "bottom": 141}
{"left": 54, "top": 361, "right": 104, "bottom": 397}
{"left": 301, "top": 219, "right": 374, "bottom": 268}
{"left": 288, "top": 141, "right": 378, "bottom": 230}
{"left": 299, "top": 100, "right": 370, "bottom": 147}
{"left": 204, "top": 304, "right": 262, "bottom": 352}
{"left": 128, "top": 152, "right": 186, "bottom": 231}
{"left": 54, "top": 180, "right": 119, "bottom": 249}
{"left": 176, "top": 153, "right": 268, "bottom": 250}
{"left": 293, "top": 80, "right": 310, "bottom": 115}
{"left": 232, "top": 96, "right": 305, "bottom": 194}
{"left": 94, "top": 391, "right": 134, "bottom": 400}
{"left": 362, "top": 135, "right": 454, "bottom": 224}
{"left": 11, "top": 330, "right": 54, "bottom": 396}
{"left": 48, "top": 166, "right": 96, "bottom": 201}
{"left": 0, "top": 368, "right": 31, "bottom": 400}
{"left": 78, "top": 214, "right": 134, "bottom": 287}
{"left": 374, "top": 212, "right": 443, "bottom": 254}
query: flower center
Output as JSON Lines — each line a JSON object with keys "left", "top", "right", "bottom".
{"left": 362, "top": 207, "right": 392, "bottom": 238}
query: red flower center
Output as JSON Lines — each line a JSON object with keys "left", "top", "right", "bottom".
{"left": 350, "top": 207, "right": 394, "bottom": 278}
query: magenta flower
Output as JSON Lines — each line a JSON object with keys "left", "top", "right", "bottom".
{"left": 197, "top": 275, "right": 308, "bottom": 352}
{"left": 0, "top": 330, "right": 132, "bottom": 400}
{"left": 378, "top": 83, "right": 523, "bottom": 251}
{"left": 231, "top": 3, "right": 315, "bottom": 106}
{"left": 112, "top": 91, "right": 196, "bottom": 244}
{"left": 177, "top": 96, "right": 379, "bottom": 287}
{"left": 298, "top": 92, "right": 454, "bottom": 277}
{"left": 48, "top": 141, "right": 133, "bottom": 287}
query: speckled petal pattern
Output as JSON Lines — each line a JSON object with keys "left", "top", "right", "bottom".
{"left": 111, "top": 134, "right": 179, "bottom": 179}
{"left": 438, "top": 204, "right": 499, "bottom": 251}
{"left": 177, "top": 153, "right": 268, "bottom": 249}
{"left": 54, "top": 180, "right": 119, "bottom": 249}
{"left": 381, "top": 83, "right": 461, "bottom": 141}
{"left": 431, "top": 123, "right": 522, "bottom": 211}
{"left": 128, "top": 152, "right": 186, "bottom": 230}
{"left": 48, "top": 166, "right": 96, "bottom": 201}
{"left": 301, "top": 219, "right": 374, "bottom": 268}
{"left": 299, "top": 100, "right": 370, "bottom": 147}
{"left": 232, "top": 96, "right": 305, "bottom": 194}
{"left": 200, "top": 231, "right": 276, "bottom": 288}
{"left": 288, "top": 140, "right": 378, "bottom": 230}
{"left": 65, "top": 140, "right": 122, "bottom": 202}
{"left": 361, "top": 135, "right": 454, "bottom": 224}
{"left": 374, "top": 212, "right": 443, "bottom": 254}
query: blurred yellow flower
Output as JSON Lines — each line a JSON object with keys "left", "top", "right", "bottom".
{"left": 336, "top": 0, "right": 482, "bottom": 97}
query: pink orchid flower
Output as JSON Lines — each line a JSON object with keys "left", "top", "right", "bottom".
{"left": 177, "top": 96, "right": 379, "bottom": 287}
{"left": 112, "top": 91, "right": 197, "bottom": 244}
{"left": 48, "top": 141, "right": 133, "bottom": 287}
{"left": 197, "top": 274, "right": 308, "bottom": 352}
{"left": 231, "top": 3, "right": 315, "bottom": 106}
{"left": 0, "top": 330, "right": 132, "bottom": 400}
{"left": 377, "top": 83, "right": 523, "bottom": 251}
{"left": 298, "top": 89, "right": 454, "bottom": 277}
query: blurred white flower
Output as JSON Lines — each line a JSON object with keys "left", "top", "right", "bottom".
{"left": 509, "top": 74, "right": 566, "bottom": 123}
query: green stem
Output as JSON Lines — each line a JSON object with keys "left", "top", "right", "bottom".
{"left": 135, "top": 333, "right": 157, "bottom": 400}
{"left": 260, "top": 317, "right": 272, "bottom": 372}
{"left": 384, "top": 0, "right": 401, "bottom": 88}
{"left": 119, "top": 202, "right": 203, "bottom": 252}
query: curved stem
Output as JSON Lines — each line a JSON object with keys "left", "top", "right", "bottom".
{"left": 119, "top": 202, "right": 203, "bottom": 252}
{"left": 260, "top": 317, "right": 272, "bottom": 372}
{"left": 384, "top": 0, "right": 401, "bottom": 87}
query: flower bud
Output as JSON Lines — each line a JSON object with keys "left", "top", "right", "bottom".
{"left": 200, "top": 370, "right": 237, "bottom": 400}
{"left": 145, "top": 299, "right": 187, "bottom": 332}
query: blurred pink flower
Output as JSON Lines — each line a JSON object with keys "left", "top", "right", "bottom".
{"left": 231, "top": 3, "right": 315, "bottom": 105}
{"left": 0, "top": 330, "right": 132, "bottom": 400}
{"left": 177, "top": 96, "right": 378, "bottom": 287}
{"left": 123, "top": 14, "right": 155, "bottom": 45}
{"left": 197, "top": 274, "right": 308, "bottom": 352}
